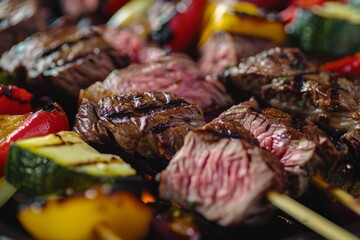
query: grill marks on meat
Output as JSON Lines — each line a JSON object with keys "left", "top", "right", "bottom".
{"left": 159, "top": 130, "right": 285, "bottom": 226}
{"left": 159, "top": 98, "right": 341, "bottom": 226}
{"left": 219, "top": 47, "right": 316, "bottom": 99}
{"left": 341, "top": 126, "right": 360, "bottom": 151}
{"left": 219, "top": 99, "right": 340, "bottom": 197}
{"left": 262, "top": 73, "right": 360, "bottom": 136}
{"left": 0, "top": 0, "right": 45, "bottom": 55}
{"left": 81, "top": 55, "right": 233, "bottom": 111}
{"left": 218, "top": 47, "right": 359, "bottom": 151}
{"left": 73, "top": 92, "right": 205, "bottom": 161}
{"left": 0, "top": 25, "right": 130, "bottom": 105}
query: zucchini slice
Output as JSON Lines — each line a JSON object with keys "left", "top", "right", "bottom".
{"left": 5, "top": 131, "right": 141, "bottom": 196}
{"left": 287, "top": 3, "right": 360, "bottom": 56}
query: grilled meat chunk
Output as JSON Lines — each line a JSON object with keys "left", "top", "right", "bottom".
{"left": 219, "top": 99, "right": 340, "bottom": 197}
{"left": 219, "top": 46, "right": 359, "bottom": 151}
{"left": 262, "top": 73, "right": 360, "bottom": 140}
{"left": 0, "top": 0, "right": 45, "bottom": 55}
{"left": 198, "top": 31, "right": 277, "bottom": 76}
{"left": 218, "top": 47, "right": 316, "bottom": 99}
{"left": 341, "top": 126, "right": 360, "bottom": 152}
{"left": 0, "top": 25, "right": 130, "bottom": 111}
{"left": 81, "top": 54, "right": 233, "bottom": 111}
{"left": 73, "top": 92, "right": 205, "bottom": 162}
{"left": 159, "top": 130, "right": 285, "bottom": 226}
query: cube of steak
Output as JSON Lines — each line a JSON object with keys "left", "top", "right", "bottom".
{"left": 0, "top": 25, "right": 130, "bottom": 106}
{"left": 219, "top": 99, "right": 340, "bottom": 197}
{"left": 73, "top": 98, "right": 111, "bottom": 149}
{"left": 74, "top": 92, "right": 205, "bottom": 161}
{"left": 82, "top": 54, "right": 233, "bottom": 111}
{"left": 262, "top": 72, "right": 360, "bottom": 139}
{"left": 218, "top": 47, "right": 316, "bottom": 99}
{"left": 0, "top": 0, "right": 45, "bottom": 55}
{"left": 198, "top": 31, "right": 277, "bottom": 76}
{"left": 341, "top": 126, "right": 360, "bottom": 152}
{"left": 159, "top": 130, "right": 285, "bottom": 226}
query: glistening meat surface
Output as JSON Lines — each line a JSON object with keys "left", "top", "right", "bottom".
{"left": 219, "top": 99, "right": 341, "bottom": 197}
{"left": 218, "top": 47, "right": 316, "bottom": 99}
{"left": 74, "top": 92, "right": 205, "bottom": 162}
{"left": 159, "top": 130, "right": 285, "bottom": 226}
{"left": 0, "top": 25, "right": 130, "bottom": 118}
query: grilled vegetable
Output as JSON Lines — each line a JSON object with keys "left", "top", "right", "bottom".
{"left": 0, "top": 85, "right": 33, "bottom": 115}
{"left": 18, "top": 186, "right": 153, "bottom": 240}
{"left": 5, "top": 131, "right": 141, "bottom": 195}
{"left": 0, "top": 177, "right": 16, "bottom": 208}
{"left": 287, "top": 2, "right": 360, "bottom": 56}
{"left": 152, "top": 0, "right": 207, "bottom": 52}
{"left": 320, "top": 53, "right": 360, "bottom": 77}
{"left": 0, "top": 102, "right": 69, "bottom": 176}
{"left": 106, "top": 0, "right": 154, "bottom": 38}
{"left": 198, "top": 1, "right": 286, "bottom": 47}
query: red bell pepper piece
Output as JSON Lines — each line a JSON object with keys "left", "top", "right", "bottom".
{"left": 152, "top": 0, "right": 208, "bottom": 52}
{"left": 0, "top": 85, "right": 33, "bottom": 115}
{"left": 320, "top": 53, "right": 360, "bottom": 76}
{"left": 0, "top": 102, "right": 69, "bottom": 176}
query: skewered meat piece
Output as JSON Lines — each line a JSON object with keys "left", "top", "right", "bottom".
{"left": 73, "top": 92, "right": 205, "bottom": 162}
{"left": 0, "top": 0, "right": 45, "bottom": 55}
{"left": 159, "top": 98, "right": 341, "bottom": 227}
{"left": 262, "top": 73, "right": 360, "bottom": 149}
{"left": 81, "top": 54, "right": 233, "bottom": 111}
{"left": 341, "top": 126, "right": 360, "bottom": 152}
{"left": 218, "top": 47, "right": 316, "bottom": 99}
{"left": 219, "top": 99, "right": 340, "bottom": 197}
{"left": 159, "top": 118, "right": 286, "bottom": 226}
{"left": 219, "top": 47, "right": 360, "bottom": 151}
{"left": 198, "top": 31, "right": 277, "bottom": 76}
{"left": 0, "top": 25, "right": 130, "bottom": 114}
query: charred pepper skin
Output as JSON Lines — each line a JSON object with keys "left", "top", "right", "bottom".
{"left": 152, "top": 0, "right": 208, "bottom": 52}
{"left": 0, "top": 102, "right": 69, "bottom": 176}
{"left": 0, "top": 85, "right": 33, "bottom": 115}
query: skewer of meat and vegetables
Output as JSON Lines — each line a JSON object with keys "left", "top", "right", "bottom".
{"left": 0, "top": 0, "right": 359, "bottom": 239}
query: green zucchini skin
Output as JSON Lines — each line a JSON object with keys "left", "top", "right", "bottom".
{"left": 5, "top": 143, "right": 142, "bottom": 196}
{"left": 287, "top": 8, "right": 360, "bottom": 57}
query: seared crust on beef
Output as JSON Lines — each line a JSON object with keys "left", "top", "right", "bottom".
{"left": 262, "top": 73, "right": 360, "bottom": 134}
{"left": 0, "top": 0, "right": 45, "bottom": 55}
{"left": 218, "top": 47, "right": 359, "bottom": 151}
{"left": 341, "top": 126, "right": 360, "bottom": 151}
{"left": 220, "top": 99, "right": 340, "bottom": 197}
{"left": 218, "top": 47, "right": 316, "bottom": 98}
{"left": 74, "top": 92, "right": 205, "bottom": 161}
{"left": 159, "top": 130, "right": 285, "bottom": 226}
{"left": 0, "top": 25, "right": 130, "bottom": 105}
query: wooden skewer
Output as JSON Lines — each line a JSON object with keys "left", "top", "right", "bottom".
{"left": 267, "top": 190, "right": 359, "bottom": 240}
{"left": 311, "top": 175, "right": 360, "bottom": 216}
{"left": 94, "top": 223, "right": 123, "bottom": 240}
{"left": 0, "top": 177, "right": 17, "bottom": 208}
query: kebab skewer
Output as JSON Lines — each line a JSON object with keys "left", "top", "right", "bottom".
{"left": 71, "top": 91, "right": 358, "bottom": 237}
{"left": 219, "top": 47, "right": 360, "bottom": 214}
{"left": 158, "top": 99, "right": 358, "bottom": 239}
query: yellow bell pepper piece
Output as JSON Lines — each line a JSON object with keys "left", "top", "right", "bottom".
{"left": 18, "top": 188, "right": 153, "bottom": 240}
{"left": 198, "top": 1, "right": 285, "bottom": 46}
{"left": 0, "top": 114, "right": 30, "bottom": 140}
